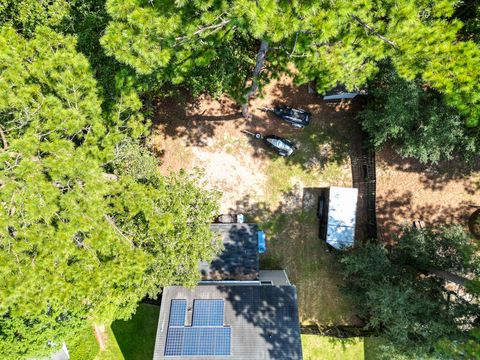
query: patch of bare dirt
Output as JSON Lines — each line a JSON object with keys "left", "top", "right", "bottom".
{"left": 191, "top": 148, "right": 267, "bottom": 212}
{"left": 376, "top": 147, "right": 480, "bottom": 242}
{"left": 151, "top": 75, "right": 355, "bottom": 212}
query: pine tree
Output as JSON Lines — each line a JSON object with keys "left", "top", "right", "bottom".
{"left": 0, "top": 27, "right": 220, "bottom": 359}
{"left": 101, "top": 0, "right": 480, "bottom": 125}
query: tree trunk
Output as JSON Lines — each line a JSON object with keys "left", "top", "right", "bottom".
{"left": 242, "top": 40, "right": 269, "bottom": 119}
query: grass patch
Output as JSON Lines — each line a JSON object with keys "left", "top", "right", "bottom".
{"left": 110, "top": 303, "right": 160, "bottom": 360}
{"left": 265, "top": 157, "right": 321, "bottom": 205}
{"left": 302, "top": 335, "right": 364, "bottom": 360}
{"left": 260, "top": 207, "right": 357, "bottom": 325}
{"left": 96, "top": 325, "right": 124, "bottom": 360}
{"left": 74, "top": 303, "right": 160, "bottom": 360}
{"left": 264, "top": 145, "right": 350, "bottom": 207}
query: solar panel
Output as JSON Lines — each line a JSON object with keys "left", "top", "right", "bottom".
{"left": 213, "top": 328, "right": 231, "bottom": 355}
{"left": 168, "top": 300, "right": 186, "bottom": 327}
{"left": 185, "top": 328, "right": 213, "bottom": 356}
{"left": 164, "top": 327, "right": 184, "bottom": 356}
{"left": 192, "top": 300, "right": 224, "bottom": 326}
{"left": 165, "top": 299, "right": 231, "bottom": 356}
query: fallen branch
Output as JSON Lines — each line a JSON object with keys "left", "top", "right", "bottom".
{"left": 350, "top": 14, "right": 398, "bottom": 49}
{"left": 93, "top": 324, "right": 106, "bottom": 351}
{"left": 426, "top": 267, "right": 468, "bottom": 287}
{"left": 0, "top": 125, "right": 8, "bottom": 150}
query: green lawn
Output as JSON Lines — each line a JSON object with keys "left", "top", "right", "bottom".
{"left": 109, "top": 303, "right": 160, "bottom": 360}
{"left": 302, "top": 335, "right": 364, "bottom": 360}
{"left": 69, "top": 303, "right": 160, "bottom": 360}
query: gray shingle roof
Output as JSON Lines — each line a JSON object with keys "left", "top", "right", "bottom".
{"left": 154, "top": 285, "right": 303, "bottom": 360}
{"left": 199, "top": 224, "right": 259, "bottom": 281}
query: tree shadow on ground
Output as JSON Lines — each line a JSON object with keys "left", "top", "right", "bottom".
{"left": 377, "top": 147, "right": 480, "bottom": 193}
{"left": 152, "top": 80, "right": 358, "bottom": 172}
{"left": 238, "top": 82, "right": 356, "bottom": 172}
{"left": 376, "top": 189, "right": 472, "bottom": 243}
{"left": 110, "top": 303, "right": 160, "bottom": 360}
{"left": 153, "top": 92, "right": 244, "bottom": 147}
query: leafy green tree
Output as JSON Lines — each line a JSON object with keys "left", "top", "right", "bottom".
{"left": 436, "top": 271, "right": 480, "bottom": 360}
{"left": 100, "top": 0, "right": 480, "bottom": 125}
{"left": 393, "top": 225, "right": 480, "bottom": 278}
{"left": 100, "top": 0, "right": 258, "bottom": 101}
{"left": 341, "top": 226, "right": 479, "bottom": 358}
{"left": 282, "top": 0, "right": 480, "bottom": 126}
{"left": 0, "top": 0, "right": 70, "bottom": 36}
{"left": 360, "top": 66, "right": 480, "bottom": 163}
{"left": 0, "top": 27, "right": 220, "bottom": 359}
{"left": 454, "top": 0, "right": 480, "bottom": 43}
{"left": 436, "top": 328, "right": 480, "bottom": 359}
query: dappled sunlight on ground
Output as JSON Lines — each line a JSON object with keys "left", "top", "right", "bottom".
{"left": 376, "top": 147, "right": 480, "bottom": 243}
{"left": 152, "top": 75, "right": 354, "bottom": 212}
{"left": 301, "top": 335, "right": 364, "bottom": 360}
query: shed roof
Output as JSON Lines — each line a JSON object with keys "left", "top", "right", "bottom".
{"left": 199, "top": 224, "right": 259, "bottom": 280}
{"left": 323, "top": 84, "right": 367, "bottom": 100}
{"left": 154, "top": 285, "right": 302, "bottom": 360}
{"left": 326, "top": 186, "right": 358, "bottom": 249}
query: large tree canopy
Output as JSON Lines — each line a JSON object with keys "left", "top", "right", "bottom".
{"left": 0, "top": 27, "right": 220, "bottom": 359}
{"left": 100, "top": 0, "right": 480, "bottom": 125}
{"left": 360, "top": 66, "right": 480, "bottom": 163}
{"left": 341, "top": 226, "right": 479, "bottom": 358}
{"left": 0, "top": 0, "right": 70, "bottom": 36}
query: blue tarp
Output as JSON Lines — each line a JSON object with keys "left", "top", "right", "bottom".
{"left": 257, "top": 231, "right": 266, "bottom": 253}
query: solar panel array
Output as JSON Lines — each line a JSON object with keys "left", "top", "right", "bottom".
{"left": 165, "top": 299, "right": 231, "bottom": 357}
{"left": 165, "top": 327, "right": 231, "bottom": 356}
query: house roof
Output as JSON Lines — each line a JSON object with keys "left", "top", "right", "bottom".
{"left": 154, "top": 285, "right": 302, "bottom": 360}
{"left": 199, "top": 224, "right": 259, "bottom": 281}
{"left": 326, "top": 186, "right": 358, "bottom": 249}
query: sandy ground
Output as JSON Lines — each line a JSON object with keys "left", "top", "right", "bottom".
{"left": 152, "top": 75, "right": 353, "bottom": 213}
